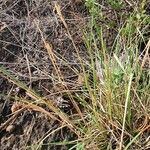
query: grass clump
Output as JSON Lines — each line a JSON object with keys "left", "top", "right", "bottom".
{"left": 71, "top": 0, "right": 150, "bottom": 149}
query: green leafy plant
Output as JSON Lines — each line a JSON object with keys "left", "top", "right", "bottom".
{"left": 107, "top": 0, "right": 124, "bottom": 10}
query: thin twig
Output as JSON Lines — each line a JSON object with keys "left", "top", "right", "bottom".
{"left": 0, "top": 108, "right": 25, "bottom": 132}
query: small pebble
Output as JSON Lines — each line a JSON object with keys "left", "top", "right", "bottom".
{"left": 6, "top": 124, "right": 15, "bottom": 133}
{"left": 73, "top": 0, "right": 83, "bottom": 4}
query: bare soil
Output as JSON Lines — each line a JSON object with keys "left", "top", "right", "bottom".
{"left": 0, "top": 1, "right": 88, "bottom": 149}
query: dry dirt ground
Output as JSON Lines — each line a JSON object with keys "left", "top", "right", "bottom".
{"left": 0, "top": 0, "right": 149, "bottom": 150}
{"left": 1, "top": 1, "right": 88, "bottom": 149}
